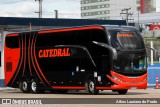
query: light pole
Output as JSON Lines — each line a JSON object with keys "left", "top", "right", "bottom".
{"left": 54, "top": 10, "right": 58, "bottom": 19}
{"left": 35, "top": 0, "right": 43, "bottom": 18}
{"left": 137, "top": 6, "right": 140, "bottom": 29}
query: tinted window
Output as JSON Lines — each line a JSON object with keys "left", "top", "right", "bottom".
{"left": 5, "top": 36, "right": 20, "bottom": 48}
{"left": 61, "top": 31, "right": 75, "bottom": 45}
{"left": 91, "top": 29, "right": 107, "bottom": 43}
{"left": 75, "top": 30, "right": 90, "bottom": 45}
{"left": 36, "top": 29, "right": 107, "bottom": 47}
{"left": 109, "top": 30, "right": 145, "bottom": 49}
{"left": 47, "top": 33, "right": 62, "bottom": 46}
{"left": 36, "top": 33, "right": 62, "bottom": 47}
{"left": 75, "top": 29, "right": 107, "bottom": 45}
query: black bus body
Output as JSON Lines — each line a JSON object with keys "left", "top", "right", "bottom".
{"left": 5, "top": 25, "right": 147, "bottom": 94}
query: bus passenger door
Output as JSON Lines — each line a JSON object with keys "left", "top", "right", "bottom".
{"left": 70, "top": 46, "right": 96, "bottom": 86}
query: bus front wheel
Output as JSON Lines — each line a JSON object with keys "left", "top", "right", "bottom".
{"left": 87, "top": 78, "right": 99, "bottom": 95}
{"left": 118, "top": 90, "right": 128, "bottom": 95}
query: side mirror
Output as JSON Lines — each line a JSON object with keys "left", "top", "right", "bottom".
{"left": 92, "top": 41, "right": 117, "bottom": 60}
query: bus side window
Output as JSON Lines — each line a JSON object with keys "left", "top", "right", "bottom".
{"left": 75, "top": 30, "right": 91, "bottom": 45}
{"left": 91, "top": 30, "right": 107, "bottom": 43}
{"left": 61, "top": 31, "right": 75, "bottom": 45}
{"left": 47, "top": 33, "right": 62, "bottom": 46}
{"left": 5, "top": 36, "right": 20, "bottom": 48}
{"left": 36, "top": 34, "right": 48, "bottom": 47}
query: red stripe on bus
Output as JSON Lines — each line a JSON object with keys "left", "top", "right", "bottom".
{"left": 28, "top": 34, "right": 32, "bottom": 76}
{"left": 30, "top": 34, "right": 44, "bottom": 84}
{"left": 33, "top": 35, "right": 51, "bottom": 85}
{"left": 6, "top": 34, "right": 19, "bottom": 37}
{"left": 22, "top": 35, "right": 26, "bottom": 76}
{"left": 11, "top": 36, "right": 23, "bottom": 85}
{"left": 52, "top": 86, "right": 85, "bottom": 90}
{"left": 38, "top": 26, "right": 104, "bottom": 34}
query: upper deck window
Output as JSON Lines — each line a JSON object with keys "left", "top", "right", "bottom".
{"left": 5, "top": 36, "right": 20, "bottom": 48}
{"left": 108, "top": 29, "right": 145, "bottom": 49}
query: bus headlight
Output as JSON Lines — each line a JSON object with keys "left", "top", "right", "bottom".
{"left": 112, "top": 76, "right": 122, "bottom": 82}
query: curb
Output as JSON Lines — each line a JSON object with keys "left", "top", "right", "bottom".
{"left": 0, "top": 87, "right": 15, "bottom": 90}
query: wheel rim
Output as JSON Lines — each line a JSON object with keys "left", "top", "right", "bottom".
{"left": 22, "top": 81, "right": 27, "bottom": 91}
{"left": 31, "top": 81, "right": 37, "bottom": 92}
{"left": 89, "top": 81, "right": 95, "bottom": 92}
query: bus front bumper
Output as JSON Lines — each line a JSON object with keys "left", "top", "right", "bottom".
{"left": 96, "top": 71, "right": 148, "bottom": 90}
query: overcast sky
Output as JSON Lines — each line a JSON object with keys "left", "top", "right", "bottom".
{"left": 0, "top": 0, "right": 81, "bottom": 18}
{"left": 0, "top": 0, "right": 160, "bottom": 19}
{"left": 156, "top": 0, "right": 160, "bottom": 12}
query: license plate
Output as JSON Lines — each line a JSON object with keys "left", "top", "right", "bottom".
{"left": 131, "top": 87, "right": 137, "bottom": 90}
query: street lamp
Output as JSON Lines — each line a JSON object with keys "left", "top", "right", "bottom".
{"left": 137, "top": 6, "right": 140, "bottom": 28}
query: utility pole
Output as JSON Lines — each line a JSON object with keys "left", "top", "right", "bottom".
{"left": 120, "top": 7, "right": 134, "bottom": 25}
{"left": 54, "top": 10, "right": 58, "bottom": 19}
{"left": 35, "top": 0, "right": 43, "bottom": 18}
{"left": 137, "top": 6, "right": 140, "bottom": 29}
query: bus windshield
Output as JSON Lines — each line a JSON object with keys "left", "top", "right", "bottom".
{"left": 108, "top": 29, "right": 145, "bottom": 49}
{"left": 113, "top": 53, "right": 147, "bottom": 74}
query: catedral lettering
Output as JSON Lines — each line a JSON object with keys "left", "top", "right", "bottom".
{"left": 117, "top": 33, "right": 133, "bottom": 37}
{"left": 39, "top": 48, "right": 70, "bottom": 58}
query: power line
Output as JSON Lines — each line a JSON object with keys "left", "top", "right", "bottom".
{"left": 120, "top": 7, "right": 134, "bottom": 25}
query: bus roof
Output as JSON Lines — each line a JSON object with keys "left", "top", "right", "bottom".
{"left": 6, "top": 25, "right": 138, "bottom": 37}
{"left": 103, "top": 25, "right": 138, "bottom": 31}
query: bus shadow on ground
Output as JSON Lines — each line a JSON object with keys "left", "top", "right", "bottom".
{"left": 42, "top": 90, "right": 148, "bottom": 95}
{"left": 4, "top": 89, "right": 148, "bottom": 95}
{"left": 65, "top": 91, "right": 148, "bottom": 95}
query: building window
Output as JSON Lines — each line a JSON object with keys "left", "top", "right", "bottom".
{"left": 81, "top": 0, "right": 109, "bottom": 4}
{"left": 105, "top": 10, "right": 109, "bottom": 14}
{"left": 136, "top": 0, "right": 140, "bottom": 4}
{"left": 82, "top": 10, "right": 110, "bottom": 17}
{"left": 137, "top": 6, "right": 140, "bottom": 11}
{"left": 81, "top": 4, "right": 109, "bottom": 11}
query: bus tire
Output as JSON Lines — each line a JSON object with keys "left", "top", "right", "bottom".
{"left": 30, "top": 79, "right": 44, "bottom": 94}
{"left": 20, "top": 79, "right": 30, "bottom": 93}
{"left": 118, "top": 90, "right": 128, "bottom": 95}
{"left": 87, "top": 78, "right": 99, "bottom": 95}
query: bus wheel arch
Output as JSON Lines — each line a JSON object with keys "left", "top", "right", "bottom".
{"left": 85, "top": 75, "right": 99, "bottom": 95}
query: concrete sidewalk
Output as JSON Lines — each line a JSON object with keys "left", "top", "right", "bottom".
{"left": 0, "top": 87, "right": 15, "bottom": 90}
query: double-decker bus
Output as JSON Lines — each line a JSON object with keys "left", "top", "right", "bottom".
{"left": 4, "top": 25, "right": 147, "bottom": 94}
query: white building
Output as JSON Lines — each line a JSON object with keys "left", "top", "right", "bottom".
{"left": 81, "top": 0, "right": 140, "bottom": 20}
{"left": 81, "top": 0, "right": 157, "bottom": 20}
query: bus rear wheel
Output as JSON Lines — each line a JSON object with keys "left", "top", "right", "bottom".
{"left": 20, "top": 79, "right": 30, "bottom": 93}
{"left": 118, "top": 90, "right": 128, "bottom": 95}
{"left": 87, "top": 78, "right": 99, "bottom": 95}
{"left": 30, "top": 79, "right": 44, "bottom": 94}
